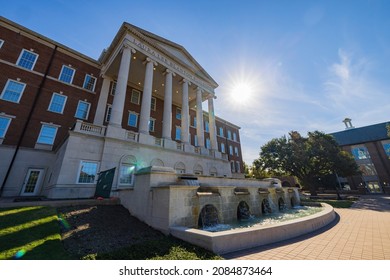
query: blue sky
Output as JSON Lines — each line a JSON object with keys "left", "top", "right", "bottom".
{"left": 2, "top": 0, "right": 390, "bottom": 164}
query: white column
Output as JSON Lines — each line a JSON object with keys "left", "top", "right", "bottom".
{"left": 181, "top": 79, "right": 190, "bottom": 144}
{"left": 93, "top": 77, "right": 111, "bottom": 125}
{"left": 109, "top": 45, "right": 133, "bottom": 127}
{"left": 139, "top": 58, "right": 157, "bottom": 134}
{"left": 208, "top": 95, "right": 218, "bottom": 150}
{"left": 196, "top": 87, "right": 204, "bottom": 147}
{"left": 162, "top": 69, "right": 175, "bottom": 139}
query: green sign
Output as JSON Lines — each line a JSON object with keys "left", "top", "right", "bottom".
{"left": 95, "top": 167, "right": 115, "bottom": 198}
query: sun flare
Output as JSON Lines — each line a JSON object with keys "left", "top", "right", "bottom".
{"left": 230, "top": 81, "right": 254, "bottom": 104}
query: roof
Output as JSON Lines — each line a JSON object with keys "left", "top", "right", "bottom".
{"left": 330, "top": 121, "right": 390, "bottom": 146}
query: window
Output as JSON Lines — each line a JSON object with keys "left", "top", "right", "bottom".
{"left": 37, "top": 124, "right": 58, "bottom": 145}
{"left": 119, "top": 163, "right": 135, "bottom": 185}
{"left": 233, "top": 132, "right": 237, "bottom": 141}
{"left": 0, "top": 116, "right": 11, "bottom": 138}
{"left": 128, "top": 111, "right": 138, "bottom": 127}
{"left": 176, "top": 108, "right": 181, "bottom": 120}
{"left": 175, "top": 126, "right": 181, "bottom": 140}
{"left": 111, "top": 81, "right": 117, "bottom": 95}
{"left": 235, "top": 161, "right": 241, "bottom": 173}
{"left": 149, "top": 118, "right": 155, "bottom": 132}
{"left": 17, "top": 49, "right": 38, "bottom": 70}
{"left": 193, "top": 116, "right": 197, "bottom": 127}
{"left": 206, "top": 138, "right": 211, "bottom": 149}
{"left": 351, "top": 146, "right": 370, "bottom": 160}
{"left": 382, "top": 141, "right": 390, "bottom": 159}
{"left": 83, "top": 74, "right": 97, "bottom": 91}
{"left": 59, "top": 65, "right": 75, "bottom": 84}
{"left": 151, "top": 97, "right": 156, "bottom": 111}
{"left": 48, "top": 93, "right": 67, "bottom": 114}
{"left": 235, "top": 146, "right": 239, "bottom": 156}
{"left": 77, "top": 161, "right": 99, "bottom": 184}
{"left": 229, "top": 145, "right": 233, "bottom": 155}
{"left": 1, "top": 80, "right": 26, "bottom": 103}
{"left": 0, "top": 39, "right": 4, "bottom": 48}
{"left": 219, "top": 127, "right": 224, "bottom": 137}
{"left": 220, "top": 143, "right": 225, "bottom": 153}
{"left": 75, "top": 101, "right": 90, "bottom": 120}
{"left": 105, "top": 105, "right": 112, "bottom": 122}
{"left": 194, "top": 135, "right": 198, "bottom": 146}
{"left": 131, "top": 89, "right": 140, "bottom": 104}
{"left": 227, "top": 130, "right": 232, "bottom": 140}
{"left": 204, "top": 121, "right": 209, "bottom": 132}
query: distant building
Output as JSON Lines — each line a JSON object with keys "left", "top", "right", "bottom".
{"left": 0, "top": 17, "right": 244, "bottom": 199}
{"left": 331, "top": 120, "right": 390, "bottom": 194}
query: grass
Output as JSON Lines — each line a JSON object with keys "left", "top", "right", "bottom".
{"left": 0, "top": 206, "right": 72, "bottom": 260}
{"left": 0, "top": 206, "right": 222, "bottom": 260}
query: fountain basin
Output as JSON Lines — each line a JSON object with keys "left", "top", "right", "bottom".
{"left": 170, "top": 203, "right": 335, "bottom": 254}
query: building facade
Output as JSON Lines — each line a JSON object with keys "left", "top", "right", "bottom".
{"left": 0, "top": 17, "right": 244, "bottom": 199}
{"left": 331, "top": 121, "right": 390, "bottom": 194}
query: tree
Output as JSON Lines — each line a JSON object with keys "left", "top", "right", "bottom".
{"left": 254, "top": 130, "right": 360, "bottom": 195}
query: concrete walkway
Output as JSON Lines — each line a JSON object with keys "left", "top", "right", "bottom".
{"left": 223, "top": 195, "right": 390, "bottom": 260}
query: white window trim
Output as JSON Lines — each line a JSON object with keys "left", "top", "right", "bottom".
{"left": 59, "top": 65, "right": 75, "bottom": 84}
{"left": 76, "top": 160, "right": 100, "bottom": 184}
{"left": 131, "top": 89, "right": 140, "bottom": 104}
{"left": 229, "top": 145, "right": 233, "bottom": 155}
{"left": 105, "top": 104, "right": 112, "bottom": 123}
{"left": 0, "top": 39, "right": 4, "bottom": 48}
{"left": 75, "top": 100, "right": 91, "bottom": 120}
{"left": 235, "top": 146, "right": 239, "bottom": 156}
{"left": 118, "top": 163, "right": 136, "bottom": 187}
{"left": 128, "top": 111, "right": 139, "bottom": 127}
{"left": 0, "top": 79, "right": 26, "bottom": 104}
{"left": 149, "top": 117, "right": 155, "bottom": 132}
{"left": 175, "top": 126, "right": 181, "bottom": 140}
{"left": 83, "top": 74, "right": 97, "bottom": 92}
{"left": 110, "top": 81, "right": 117, "bottom": 96}
{"left": 37, "top": 123, "right": 59, "bottom": 145}
{"left": 151, "top": 97, "right": 156, "bottom": 111}
{"left": 176, "top": 108, "right": 182, "bottom": 120}
{"left": 16, "top": 49, "right": 39, "bottom": 71}
{"left": 0, "top": 115, "right": 13, "bottom": 139}
{"left": 48, "top": 92, "right": 67, "bottom": 114}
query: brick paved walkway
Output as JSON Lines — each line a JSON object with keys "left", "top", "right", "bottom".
{"left": 223, "top": 195, "right": 390, "bottom": 260}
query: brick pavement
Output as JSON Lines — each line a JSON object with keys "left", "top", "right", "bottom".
{"left": 223, "top": 195, "right": 390, "bottom": 260}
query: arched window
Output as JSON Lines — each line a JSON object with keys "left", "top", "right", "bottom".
{"left": 119, "top": 155, "right": 137, "bottom": 186}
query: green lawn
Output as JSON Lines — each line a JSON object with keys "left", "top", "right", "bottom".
{"left": 0, "top": 206, "right": 72, "bottom": 260}
{"left": 0, "top": 206, "right": 222, "bottom": 260}
{"left": 301, "top": 198, "right": 355, "bottom": 208}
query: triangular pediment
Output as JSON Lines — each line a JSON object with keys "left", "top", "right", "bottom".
{"left": 127, "top": 23, "right": 218, "bottom": 87}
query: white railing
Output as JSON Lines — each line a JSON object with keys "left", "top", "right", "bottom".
{"left": 74, "top": 120, "right": 105, "bottom": 136}
{"left": 176, "top": 143, "right": 184, "bottom": 151}
{"left": 126, "top": 131, "right": 139, "bottom": 142}
{"left": 155, "top": 137, "right": 163, "bottom": 147}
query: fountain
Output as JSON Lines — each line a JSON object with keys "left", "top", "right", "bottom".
{"left": 117, "top": 166, "right": 336, "bottom": 254}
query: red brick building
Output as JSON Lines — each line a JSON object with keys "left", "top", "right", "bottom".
{"left": 0, "top": 17, "right": 244, "bottom": 198}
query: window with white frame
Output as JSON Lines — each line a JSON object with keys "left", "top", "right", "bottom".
{"left": 219, "top": 127, "right": 224, "bottom": 137}
{"left": 75, "top": 100, "right": 90, "bottom": 120}
{"left": 131, "top": 89, "right": 140, "bottom": 104}
{"left": 17, "top": 49, "right": 38, "bottom": 70}
{"left": 110, "top": 81, "right": 117, "bottom": 95}
{"left": 193, "top": 116, "right": 197, "bottom": 127}
{"left": 0, "top": 79, "right": 26, "bottom": 103}
{"left": 204, "top": 120, "right": 209, "bottom": 132}
{"left": 227, "top": 130, "right": 232, "bottom": 140}
{"left": 128, "top": 111, "right": 138, "bottom": 127}
{"left": 48, "top": 93, "right": 67, "bottom": 114}
{"left": 151, "top": 97, "right": 156, "bottom": 111}
{"left": 59, "top": 65, "right": 75, "bottom": 84}
{"left": 83, "top": 74, "right": 97, "bottom": 91}
{"left": 0, "top": 39, "right": 4, "bottom": 48}
{"left": 235, "top": 161, "right": 241, "bottom": 173}
{"left": 37, "top": 124, "right": 58, "bottom": 145}
{"left": 149, "top": 118, "right": 155, "bottom": 132}
{"left": 194, "top": 135, "right": 198, "bottom": 146}
{"left": 230, "top": 161, "right": 235, "bottom": 172}
{"left": 77, "top": 161, "right": 99, "bottom": 184}
{"left": 233, "top": 132, "right": 237, "bottom": 141}
{"left": 119, "top": 163, "right": 136, "bottom": 185}
{"left": 220, "top": 142, "right": 225, "bottom": 153}
{"left": 105, "top": 105, "right": 112, "bottom": 122}
{"left": 206, "top": 138, "right": 211, "bottom": 149}
{"left": 235, "top": 146, "right": 239, "bottom": 156}
{"left": 175, "top": 126, "right": 181, "bottom": 140}
{"left": 176, "top": 108, "right": 181, "bottom": 120}
{"left": 0, "top": 116, "right": 12, "bottom": 138}
{"left": 229, "top": 145, "right": 233, "bottom": 155}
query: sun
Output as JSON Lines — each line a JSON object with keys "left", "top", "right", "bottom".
{"left": 230, "top": 81, "right": 254, "bottom": 104}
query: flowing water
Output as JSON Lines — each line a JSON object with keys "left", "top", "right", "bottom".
{"left": 202, "top": 205, "right": 323, "bottom": 232}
